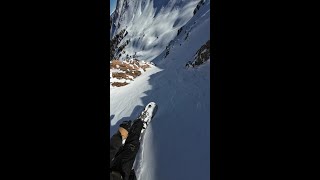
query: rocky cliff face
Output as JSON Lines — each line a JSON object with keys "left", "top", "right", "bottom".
{"left": 186, "top": 40, "right": 210, "bottom": 68}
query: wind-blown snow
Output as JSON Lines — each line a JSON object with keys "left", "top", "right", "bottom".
{"left": 110, "top": 0, "right": 210, "bottom": 180}
{"left": 111, "top": 0, "right": 200, "bottom": 61}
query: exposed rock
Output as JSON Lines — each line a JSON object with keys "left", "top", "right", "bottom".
{"left": 185, "top": 32, "right": 189, "bottom": 40}
{"left": 111, "top": 82, "right": 129, "bottom": 87}
{"left": 110, "top": 59, "right": 153, "bottom": 87}
{"left": 110, "top": 29, "right": 128, "bottom": 61}
{"left": 186, "top": 40, "right": 210, "bottom": 68}
{"left": 193, "top": 0, "right": 205, "bottom": 15}
{"left": 177, "top": 26, "right": 183, "bottom": 36}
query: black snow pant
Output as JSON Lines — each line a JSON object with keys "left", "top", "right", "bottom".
{"left": 110, "top": 119, "right": 143, "bottom": 180}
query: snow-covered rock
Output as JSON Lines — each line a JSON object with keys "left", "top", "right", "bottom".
{"left": 110, "top": 0, "right": 202, "bottom": 61}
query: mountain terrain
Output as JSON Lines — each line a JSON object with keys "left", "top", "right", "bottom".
{"left": 110, "top": 0, "right": 210, "bottom": 179}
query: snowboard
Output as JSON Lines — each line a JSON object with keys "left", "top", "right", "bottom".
{"left": 139, "top": 102, "right": 158, "bottom": 135}
{"left": 121, "top": 102, "right": 158, "bottom": 145}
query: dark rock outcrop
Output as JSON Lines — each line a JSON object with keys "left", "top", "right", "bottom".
{"left": 186, "top": 40, "right": 210, "bottom": 68}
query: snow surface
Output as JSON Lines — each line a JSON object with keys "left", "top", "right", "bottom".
{"left": 111, "top": 0, "right": 201, "bottom": 61}
{"left": 110, "top": 0, "right": 210, "bottom": 180}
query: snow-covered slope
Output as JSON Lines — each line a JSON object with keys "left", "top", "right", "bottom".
{"left": 110, "top": 0, "right": 210, "bottom": 180}
{"left": 110, "top": 0, "right": 201, "bottom": 61}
